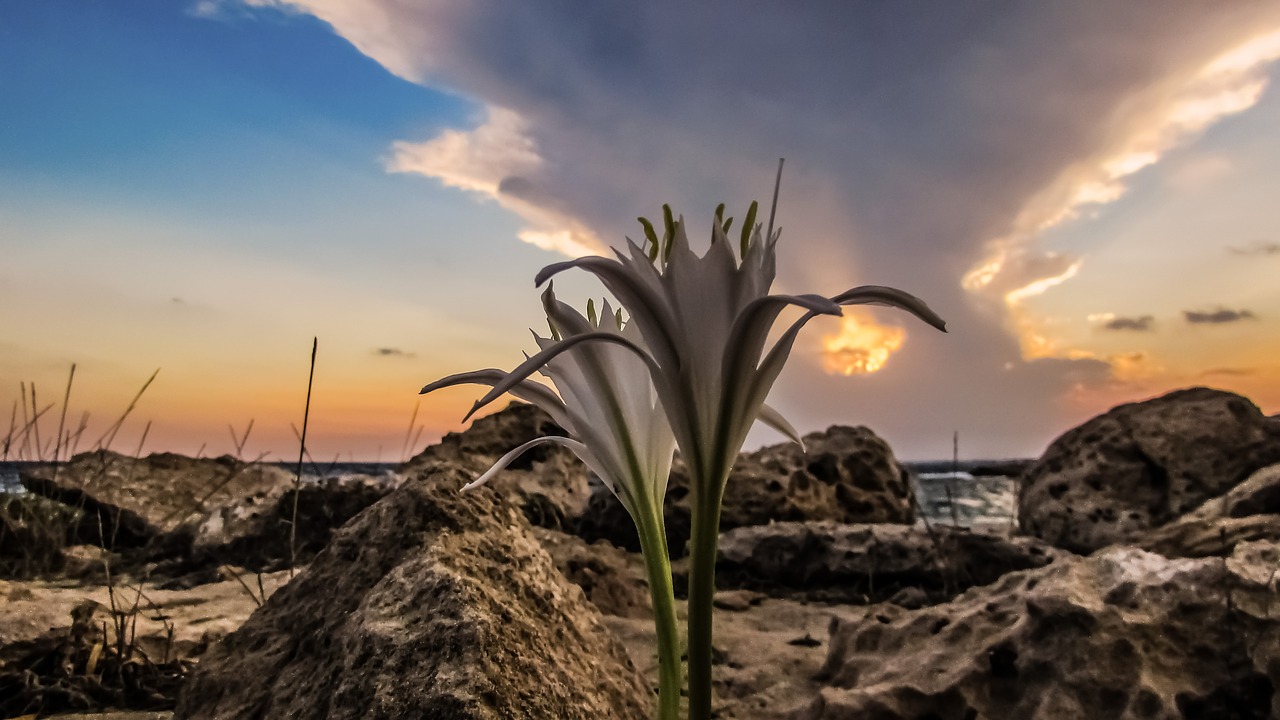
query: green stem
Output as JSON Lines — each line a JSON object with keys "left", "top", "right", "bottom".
{"left": 634, "top": 499, "right": 682, "bottom": 720}
{"left": 685, "top": 481, "right": 724, "bottom": 720}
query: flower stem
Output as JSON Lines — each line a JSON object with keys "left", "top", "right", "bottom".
{"left": 634, "top": 499, "right": 682, "bottom": 720}
{"left": 685, "top": 484, "right": 724, "bottom": 720}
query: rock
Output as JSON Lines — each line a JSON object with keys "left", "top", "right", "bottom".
{"left": 0, "top": 493, "right": 80, "bottom": 578}
{"left": 21, "top": 452, "right": 295, "bottom": 549}
{"left": 1019, "top": 387, "right": 1280, "bottom": 553}
{"left": 401, "top": 402, "right": 591, "bottom": 531}
{"left": 579, "top": 425, "right": 915, "bottom": 556}
{"left": 801, "top": 541, "right": 1280, "bottom": 720}
{"left": 1203, "top": 462, "right": 1280, "bottom": 518}
{"left": 713, "top": 589, "right": 766, "bottom": 612}
{"left": 531, "top": 526, "right": 653, "bottom": 619}
{"left": 175, "top": 466, "right": 651, "bottom": 720}
{"left": 710, "top": 522, "right": 1059, "bottom": 604}
{"left": 1136, "top": 462, "right": 1280, "bottom": 557}
{"left": 179, "top": 475, "right": 392, "bottom": 573}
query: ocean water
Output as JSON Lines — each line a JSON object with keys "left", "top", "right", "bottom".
{"left": 910, "top": 470, "right": 1018, "bottom": 529}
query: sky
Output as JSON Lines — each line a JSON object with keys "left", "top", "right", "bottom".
{"left": 2, "top": 1, "right": 1279, "bottom": 463}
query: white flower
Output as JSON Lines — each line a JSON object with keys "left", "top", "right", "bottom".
{"left": 420, "top": 285, "right": 675, "bottom": 520}
{"left": 533, "top": 199, "right": 948, "bottom": 492}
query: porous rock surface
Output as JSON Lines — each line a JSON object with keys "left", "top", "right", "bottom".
{"left": 174, "top": 465, "right": 651, "bottom": 720}
{"left": 531, "top": 527, "right": 653, "bottom": 619}
{"left": 712, "top": 521, "right": 1058, "bottom": 604}
{"left": 801, "top": 541, "right": 1280, "bottom": 720}
{"left": 1137, "top": 462, "right": 1280, "bottom": 558}
{"left": 21, "top": 452, "right": 295, "bottom": 548}
{"left": 400, "top": 402, "right": 590, "bottom": 531}
{"left": 1019, "top": 387, "right": 1280, "bottom": 553}
{"left": 580, "top": 425, "right": 915, "bottom": 556}
{"left": 180, "top": 475, "right": 392, "bottom": 573}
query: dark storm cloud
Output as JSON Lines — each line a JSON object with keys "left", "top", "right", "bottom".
{"left": 1101, "top": 315, "right": 1155, "bottom": 332}
{"left": 276, "top": 0, "right": 1280, "bottom": 456}
{"left": 1183, "top": 309, "right": 1257, "bottom": 324}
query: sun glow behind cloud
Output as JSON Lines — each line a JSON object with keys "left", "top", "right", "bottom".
{"left": 821, "top": 312, "right": 906, "bottom": 376}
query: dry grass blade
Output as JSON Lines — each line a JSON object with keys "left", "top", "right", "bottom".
{"left": 400, "top": 401, "right": 420, "bottom": 463}
{"left": 93, "top": 368, "right": 160, "bottom": 451}
{"left": 290, "top": 337, "right": 318, "bottom": 577}
{"left": 53, "top": 364, "right": 77, "bottom": 467}
{"left": 3, "top": 399, "right": 17, "bottom": 460}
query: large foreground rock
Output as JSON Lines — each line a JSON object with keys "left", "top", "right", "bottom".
{"left": 175, "top": 466, "right": 651, "bottom": 720}
{"left": 1019, "top": 387, "right": 1280, "bottom": 553}
{"left": 21, "top": 452, "right": 294, "bottom": 549}
{"left": 801, "top": 541, "right": 1280, "bottom": 719}
{"left": 401, "top": 403, "right": 590, "bottom": 531}
{"left": 580, "top": 425, "right": 915, "bottom": 556}
{"left": 712, "top": 522, "right": 1059, "bottom": 605}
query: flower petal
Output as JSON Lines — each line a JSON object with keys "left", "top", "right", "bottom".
{"left": 462, "top": 435, "right": 594, "bottom": 491}
{"left": 462, "top": 330, "right": 662, "bottom": 423}
{"left": 536, "top": 255, "right": 682, "bottom": 374}
{"left": 832, "top": 285, "right": 948, "bottom": 333}
{"left": 718, "top": 293, "right": 841, "bottom": 430}
{"left": 420, "top": 369, "right": 573, "bottom": 431}
{"left": 757, "top": 403, "right": 804, "bottom": 451}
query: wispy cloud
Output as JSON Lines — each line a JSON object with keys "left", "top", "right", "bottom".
{"left": 1183, "top": 308, "right": 1257, "bottom": 324}
{"left": 1097, "top": 315, "right": 1156, "bottom": 332}
{"left": 1199, "top": 367, "right": 1256, "bottom": 377}
{"left": 1227, "top": 240, "right": 1280, "bottom": 256}
{"left": 373, "top": 347, "right": 416, "bottom": 358}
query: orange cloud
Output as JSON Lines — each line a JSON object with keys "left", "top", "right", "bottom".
{"left": 821, "top": 312, "right": 906, "bottom": 376}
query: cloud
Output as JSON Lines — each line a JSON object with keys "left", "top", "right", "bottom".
{"left": 386, "top": 106, "right": 605, "bottom": 256}
{"left": 374, "top": 347, "right": 416, "bottom": 358}
{"left": 1227, "top": 240, "right": 1280, "bottom": 256}
{"left": 238, "top": 0, "right": 1280, "bottom": 456}
{"left": 1183, "top": 308, "right": 1257, "bottom": 324}
{"left": 1199, "top": 367, "right": 1256, "bottom": 377}
{"left": 1098, "top": 315, "right": 1156, "bottom": 332}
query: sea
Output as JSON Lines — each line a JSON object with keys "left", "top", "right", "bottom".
{"left": 1, "top": 459, "right": 1021, "bottom": 527}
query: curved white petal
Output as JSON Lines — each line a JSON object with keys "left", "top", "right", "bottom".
{"left": 462, "top": 435, "right": 592, "bottom": 491}
{"left": 419, "top": 369, "right": 573, "bottom": 432}
{"left": 831, "top": 285, "right": 948, "bottom": 333}
{"left": 756, "top": 403, "right": 804, "bottom": 451}
{"left": 463, "top": 330, "right": 661, "bottom": 423}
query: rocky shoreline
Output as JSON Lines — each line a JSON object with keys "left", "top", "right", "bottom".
{"left": 2, "top": 386, "right": 1278, "bottom": 718}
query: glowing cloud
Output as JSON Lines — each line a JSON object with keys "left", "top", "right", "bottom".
{"left": 967, "top": 28, "right": 1280, "bottom": 369}
{"left": 821, "top": 312, "right": 906, "bottom": 376}
{"left": 387, "top": 105, "right": 605, "bottom": 257}
{"left": 387, "top": 106, "right": 540, "bottom": 196}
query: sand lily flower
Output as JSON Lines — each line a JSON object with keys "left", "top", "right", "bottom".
{"left": 420, "top": 285, "right": 683, "bottom": 720}
{"left": 534, "top": 163, "right": 948, "bottom": 720}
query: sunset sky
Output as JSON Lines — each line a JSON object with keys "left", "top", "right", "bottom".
{"left": 2, "top": 1, "right": 1279, "bottom": 463}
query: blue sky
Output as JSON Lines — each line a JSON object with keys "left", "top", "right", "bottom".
{"left": 3, "top": 1, "right": 1279, "bottom": 462}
